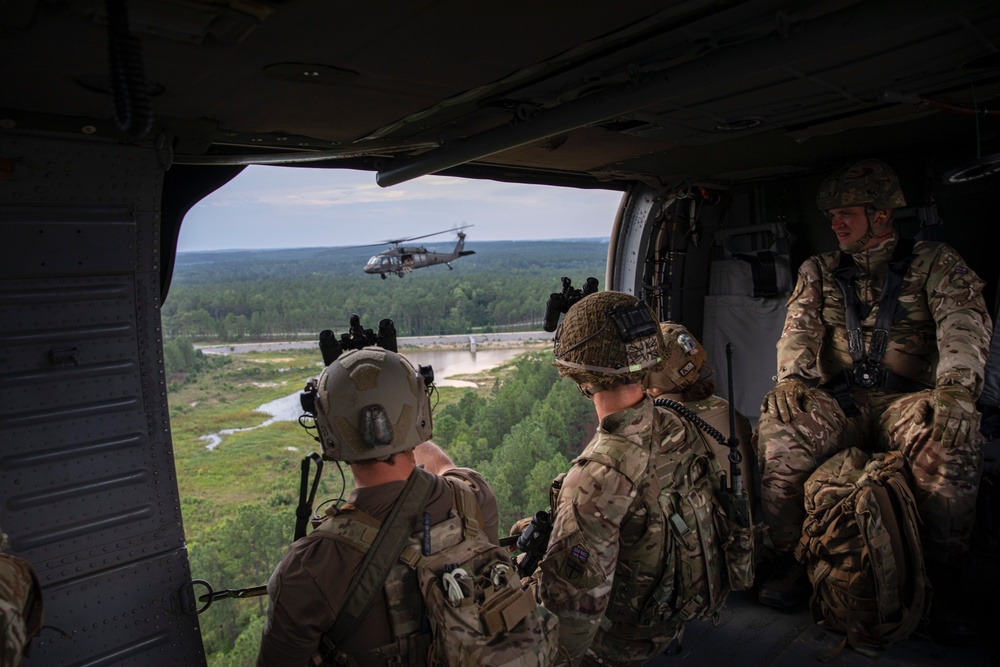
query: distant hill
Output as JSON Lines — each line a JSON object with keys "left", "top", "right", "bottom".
{"left": 164, "top": 239, "right": 609, "bottom": 340}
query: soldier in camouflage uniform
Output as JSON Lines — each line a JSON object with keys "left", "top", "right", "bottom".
{"left": 524, "top": 291, "right": 698, "bottom": 666}
{"left": 256, "top": 348, "right": 501, "bottom": 666}
{"left": 756, "top": 159, "right": 992, "bottom": 644}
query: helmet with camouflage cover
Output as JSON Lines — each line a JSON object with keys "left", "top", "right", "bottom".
{"left": 313, "top": 347, "right": 432, "bottom": 462}
{"left": 644, "top": 321, "right": 710, "bottom": 394}
{"left": 552, "top": 290, "right": 666, "bottom": 390}
{"left": 816, "top": 158, "right": 906, "bottom": 211}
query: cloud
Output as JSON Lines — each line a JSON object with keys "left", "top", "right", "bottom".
{"left": 178, "top": 165, "right": 621, "bottom": 251}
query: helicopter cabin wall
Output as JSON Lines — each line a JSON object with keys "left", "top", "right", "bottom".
{"left": 642, "top": 164, "right": 999, "bottom": 429}
{"left": 0, "top": 133, "right": 206, "bottom": 666}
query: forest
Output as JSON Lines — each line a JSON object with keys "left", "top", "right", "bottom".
{"left": 162, "top": 240, "right": 607, "bottom": 665}
{"left": 163, "top": 239, "right": 609, "bottom": 340}
{"left": 166, "top": 345, "right": 595, "bottom": 666}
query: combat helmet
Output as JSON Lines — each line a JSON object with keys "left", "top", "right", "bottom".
{"left": 816, "top": 158, "right": 906, "bottom": 211}
{"left": 644, "top": 321, "right": 710, "bottom": 394}
{"left": 552, "top": 290, "right": 666, "bottom": 390}
{"left": 313, "top": 347, "right": 432, "bottom": 461}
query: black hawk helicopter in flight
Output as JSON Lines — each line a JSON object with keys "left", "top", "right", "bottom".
{"left": 359, "top": 225, "right": 476, "bottom": 278}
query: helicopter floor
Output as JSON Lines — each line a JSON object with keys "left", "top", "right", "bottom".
{"left": 644, "top": 549, "right": 999, "bottom": 667}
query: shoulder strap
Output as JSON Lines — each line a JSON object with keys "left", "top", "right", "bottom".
{"left": 320, "top": 466, "right": 436, "bottom": 658}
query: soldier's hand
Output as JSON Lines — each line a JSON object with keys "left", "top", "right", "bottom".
{"left": 507, "top": 517, "right": 533, "bottom": 552}
{"left": 930, "top": 384, "right": 977, "bottom": 446}
{"left": 762, "top": 378, "right": 808, "bottom": 423}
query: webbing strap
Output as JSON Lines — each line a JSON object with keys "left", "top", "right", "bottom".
{"left": 320, "top": 467, "right": 435, "bottom": 658}
{"left": 294, "top": 453, "right": 324, "bottom": 541}
{"left": 830, "top": 237, "right": 916, "bottom": 396}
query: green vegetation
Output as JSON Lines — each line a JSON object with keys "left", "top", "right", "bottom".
{"left": 168, "top": 348, "right": 594, "bottom": 664}
{"left": 164, "top": 241, "right": 604, "bottom": 663}
{"left": 163, "top": 240, "right": 608, "bottom": 339}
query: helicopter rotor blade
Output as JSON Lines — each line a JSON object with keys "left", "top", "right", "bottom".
{"left": 385, "top": 224, "right": 473, "bottom": 245}
{"left": 314, "top": 224, "right": 473, "bottom": 255}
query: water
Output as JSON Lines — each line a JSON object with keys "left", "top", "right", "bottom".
{"left": 200, "top": 347, "right": 540, "bottom": 450}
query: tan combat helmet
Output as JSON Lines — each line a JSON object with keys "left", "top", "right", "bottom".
{"left": 552, "top": 290, "right": 666, "bottom": 390}
{"left": 313, "top": 347, "right": 432, "bottom": 461}
{"left": 644, "top": 321, "right": 710, "bottom": 394}
{"left": 816, "top": 158, "right": 907, "bottom": 212}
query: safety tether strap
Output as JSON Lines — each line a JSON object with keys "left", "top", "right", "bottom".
{"left": 294, "top": 452, "right": 324, "bottom": 541}
{"left": 320, "top": 466, "right": 436, "bottom": 661}
{"left": 831, "top": 238, "right": 916, "bottom": 390}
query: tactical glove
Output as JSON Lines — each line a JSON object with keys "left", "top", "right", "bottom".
{"left": 907, "top": 385, "right": 977, "bottom": 447}
{"left": 762, "top": 378, "right": 809, "bottom": 424}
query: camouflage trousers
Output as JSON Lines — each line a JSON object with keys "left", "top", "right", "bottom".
{"left": 757, "top": 386, "right": 983, "bottom": 562}
{"left": 1, "top": 551, "right": 43, "bottom": 667}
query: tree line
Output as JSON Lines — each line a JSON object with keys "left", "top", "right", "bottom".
{"left": 163, "top": 240, "right": 608, "bottom": 340}
{"left": 183, "top": 350, "right": 595, "bottom": 666}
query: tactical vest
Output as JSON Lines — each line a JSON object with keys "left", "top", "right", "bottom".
{"left": 572, "top": 406, "right": 747, "bottom": 644}
{"left": 316, "top": 470, "right": 558, "bottom": 666}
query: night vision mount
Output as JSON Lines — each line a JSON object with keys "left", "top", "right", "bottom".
{"left": 543, "top": 276, "right": 600, "bottom": 332}
{"left": 299, "top": 314, "right": 434, "bottom": 416}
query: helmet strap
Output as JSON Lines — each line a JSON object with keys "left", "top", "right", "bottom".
{"left": 841, "top": 207, "right": 892, "bottom": 253}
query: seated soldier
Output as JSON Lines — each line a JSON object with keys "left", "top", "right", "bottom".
{"left": 756, "top": 159, "right": 991, "bottom": 645}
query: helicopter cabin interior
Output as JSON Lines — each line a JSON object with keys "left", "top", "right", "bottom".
{"left": 2, "top": 0, "right": 1000, "bottom": 664}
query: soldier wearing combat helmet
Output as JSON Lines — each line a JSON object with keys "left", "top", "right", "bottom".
{"left": 257, "top": 347, "right": 499, "bottom": 666}
{"left": 756, "top": 159, "right": 992, "bottom": 644}
{"left": 521, "top": 290, "right": 699, "bottom": 665}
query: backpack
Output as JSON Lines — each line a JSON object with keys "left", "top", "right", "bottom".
{"left": 795, "top": 448, "right": 930, "bottom": 651}
{"left": 318, "top": 467, "right": 559, "bottom": 666}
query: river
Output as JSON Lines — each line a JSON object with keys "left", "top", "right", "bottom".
{"left": 200, "top": 346, "right": 543, "bottom": 450}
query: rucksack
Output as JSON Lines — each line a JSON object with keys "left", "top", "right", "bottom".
{"left": 317, "top": 467, "right": 559, "bottom": 666}
{"left": 795, "top": 448, "right": 930, "bottom": 651}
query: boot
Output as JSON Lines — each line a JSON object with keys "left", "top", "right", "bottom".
{"left": 927, "top": 558, "right": 978, "bottom": 646}
{"left": 757, "top": 551, "right": 809, "bottom": 609}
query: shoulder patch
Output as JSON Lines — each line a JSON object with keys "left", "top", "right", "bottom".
{"left": 561, "top": 544, "right": 590, "bottom": 580}
{"left": 954, "top": 265, "right": 969, "bottom": 274}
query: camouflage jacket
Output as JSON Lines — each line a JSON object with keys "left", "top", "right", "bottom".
{"left": 777, "top": 232, "right": 991, "bottom": 396}
{"left": 1, "top": 547, "right": 43, "bottom": 667}
{"left": 530, "top": 396, "right": 689, "bottom": 665}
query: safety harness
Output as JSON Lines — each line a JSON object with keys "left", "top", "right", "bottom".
{"left": 823, "top": 237, "right": 931, "bottom": 416}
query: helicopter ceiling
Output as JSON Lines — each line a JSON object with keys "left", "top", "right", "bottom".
{"left": 4, "top": 0, "right": 998, "bottom": 193}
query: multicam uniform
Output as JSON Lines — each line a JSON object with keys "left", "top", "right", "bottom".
{"left": 256, "top": 468, "right": 498, "bottom": 667}
{"left": 758, "top": 231, "right": 991, "bottom": 560}
{"left": 529, "top": 396, "right": 689, "bottom": 666}
{"left": 1, "top": 535, "right": 43, "bottom": 667}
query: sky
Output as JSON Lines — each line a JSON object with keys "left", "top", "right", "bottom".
{"left": 177, "top": 165, "right": 624, "bottom": 252}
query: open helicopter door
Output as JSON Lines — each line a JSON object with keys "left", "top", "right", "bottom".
{"left": 0, "top": 135, "right": 206, "bottom": 665}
